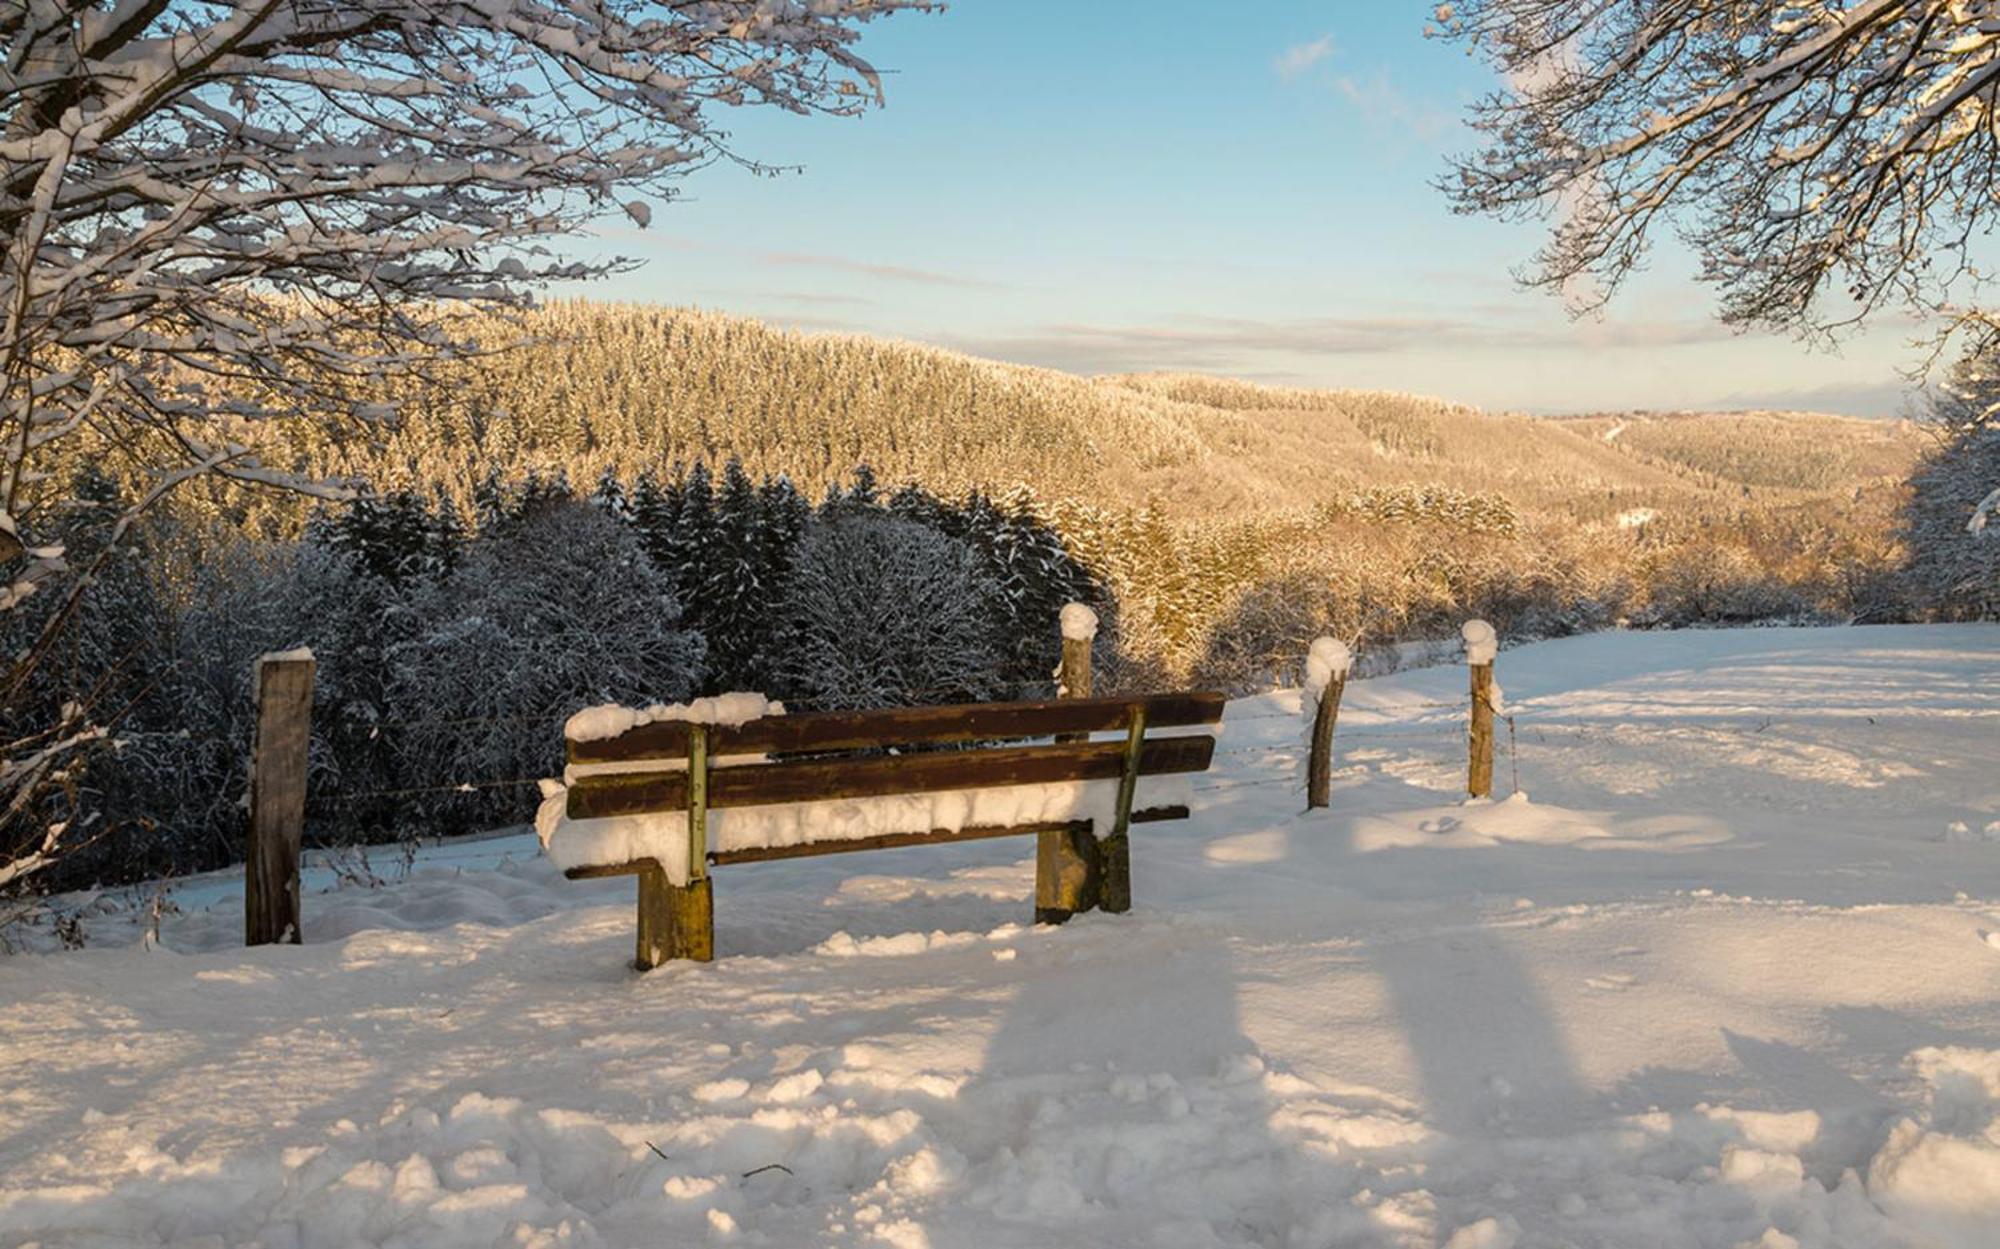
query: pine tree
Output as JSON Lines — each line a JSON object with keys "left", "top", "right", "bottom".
{"left": 759, "top": 474, "right": 811, "bottom": 561}
{"left": 820, "top": 462, "right": 882, "bottom": 520}
{"left": 668, "top": 461, "right": 722, "bottom": 640}
{"left": 755, "top": 474, "right": 812, "bottom": 678}
{"left": 888, "top": 481, "right": 943, "bottom": 528}
{"left": 626, "top": 470, "right": 676, "bottom": 570}
{"left": 591, "top": 465, "right": 630, "bottom": 522}
{"left": 472, "top": 468, "right": 511, "bottom": 535}
{"left": 426, "top": 489, "right": 467, "bottom": 579}
{"left": 848, "top": 462, "right": 881, "bottom": 510}
{"left": 317, "top": 489, "right": 441, "bottom": 584}
{"left": 694, "top": 458, "right": 767, "bottom": 690}
{"left": 514, "top": 469, "right": 574, "bottom": 525}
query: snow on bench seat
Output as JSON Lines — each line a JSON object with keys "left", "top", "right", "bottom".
{"left": 538, "top": 773, "right": 1195, "bottom": 885}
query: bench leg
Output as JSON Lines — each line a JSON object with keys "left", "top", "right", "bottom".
{"left": 636, "top": 865, "right": 713, "bottom": 968}
{"left": 1097, "top": 832, "right": 1131, "bottom": 914}
{"left": 1035, "top": 825, "right": 1100, "bottom": 925}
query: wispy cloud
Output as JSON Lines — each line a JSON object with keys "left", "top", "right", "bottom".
{"left": 933, "top": 312, "right": 1757, "bottom": 376}
{"left": 1333, "top": 66, "right": 1456, "bottom": 140}
{"left": 756, "top": 250, "right": 999, "bottom": 289}
{"left": 636, "top": 235, "right": 1002, "bottom": 289}
{"left": 748, "top": 290, "right": 877, "bottom": 308}
{"left": 1275, "top": 35, "right": 1336, "bottom": 83}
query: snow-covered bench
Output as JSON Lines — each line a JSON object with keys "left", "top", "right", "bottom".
{"left": 538, "top": 692, "right": 1224, "bottom": 968}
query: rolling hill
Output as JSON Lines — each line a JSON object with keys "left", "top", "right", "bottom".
{"left": 269, "top": 302, "right": 1922, "bottom": 532}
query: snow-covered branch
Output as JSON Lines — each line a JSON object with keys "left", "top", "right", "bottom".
{"left": 0, "top": 0, "right": 931, "bottom": 891}
{"left": 1439, "top": 1, "right": 2000, "bottom": 335}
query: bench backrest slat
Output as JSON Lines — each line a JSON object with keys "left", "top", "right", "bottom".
{"left": 567, "top": 732, "right": 1216, "bottom": 821}
{"left": 566, "top": 691, "right": 1225, "bottom": 765}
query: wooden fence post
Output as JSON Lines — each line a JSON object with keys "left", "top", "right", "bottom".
{"left": 1038, "top": 603, "right": 1103, "bottom": 924}
{"left": 1463, "top": 620, "right": 1496, "bottom": 798}
{"left": 246, "top": 649, "right": 314, "bottom": 946}
{"left": 1304, "top": 637, "right": 1351, "bottom": 810}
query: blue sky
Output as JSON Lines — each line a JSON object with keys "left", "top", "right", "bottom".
{"left": 566, "top": 1, "right": 1920, "bottom": 418}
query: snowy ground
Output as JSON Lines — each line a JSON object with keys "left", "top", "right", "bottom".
{"left": 4, "top": 624, "right": 1999, "bottom": 1249}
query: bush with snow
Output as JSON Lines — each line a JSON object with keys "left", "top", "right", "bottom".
{"left": 392, "top": 501, "right": 704, "bottom": 831}
{"left": 773, "top": 516, "right": 1004, "bottom": 712}
{"left": 1903, "top": 357, "right": 2000, "bottom": 621}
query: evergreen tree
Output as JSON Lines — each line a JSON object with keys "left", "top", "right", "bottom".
{"left": 693, "top": 458, "right": 768, "bottom": 690}
{"left": 759, "top": 474, "right": 811, "bottom": 562}
{"left": 672, "top": 461, "right": 719, "bottom": 596}
{"left": 625, "top": 468, "right": 668, "bottom": 559}
{"left": 819, "top": 462, "right": 882, "bottom": 520}
{"left": 513, "top": 468, "right": 574, "bottom": 526}
{"left": 848, "top": 462, "right": 881, "bottom": 510}
{"left": 7, "top": 467, "right": 168, "bottom": 733}
{"left": 472, "top": 468, "right": 511, "bottom": 534}
{"left": 590, "top": 465, "right": 630, "bottom": 522}
{"left": 391, "top": 500, "right": 705, "bottom": 831}
{"left": 888, "top": 481, "right": 943, "bottom": 528}
{"left": 426, "top": 489, "right": 467, "bottom": 580}
{"left": 316, "top": 489, "right": 443, "bottom": 585}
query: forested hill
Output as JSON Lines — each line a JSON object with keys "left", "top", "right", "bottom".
{"left": 266, "top": 302, "right": 1921, "bottom": 530}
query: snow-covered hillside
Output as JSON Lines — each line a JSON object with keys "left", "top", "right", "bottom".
{"left": 4, "top": 625, "right": 1998, "bottom": 1249}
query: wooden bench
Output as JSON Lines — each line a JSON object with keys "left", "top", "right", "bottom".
{"left": 553, "top": 692, "right": 1225, "bottom": 967}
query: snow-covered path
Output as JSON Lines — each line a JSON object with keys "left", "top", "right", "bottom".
{"left": 4, "top": 625, "right": 1999, "bottom": 1248}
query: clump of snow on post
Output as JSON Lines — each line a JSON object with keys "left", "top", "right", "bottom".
{"left": 1302, "top": 637, "right": 1352, "bottom": 733}
{"left": 563, "top": 692, "right": 782, "bottom": 744}
{"left": 1461, "top": 619, "right": 1498, "bottom": 666}
{"left": 1304, "top": 637, "right": 1352, "bottom": 701}
{"left": 1059, "top": 602, "right": 1099, "bottom": 642}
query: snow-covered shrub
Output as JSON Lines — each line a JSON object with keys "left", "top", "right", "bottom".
{"left": 1638, "top": 544, "right": 1815, "bottom": 628}
{"left": 773, "top": 516, "right": 1003, "bottom": 710}
{"left": 390, "top": 501, "right": 703, "bottom": 829}
{"left": 1903, "top": 419, "right": 2000, "bottom": 621}
{"left": 0, "top": 470, "right": 175, "bottom": 889}
{"left": 74, "top": 537, "right": 365, "bottom": 887}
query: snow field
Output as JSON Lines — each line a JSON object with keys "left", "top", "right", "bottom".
{"left": 3, "top": 624, "right": 2000, "bottom": 1248}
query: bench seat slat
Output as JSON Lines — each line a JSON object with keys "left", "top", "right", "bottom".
{"left": 559, "top": 804, "right": 1195, "bottom": 879}
{"left": 567, "top": 733, "right": 1214, "bottom": 821}
{"left": 566, "top": 691, "right": 1225, "bottom": 764}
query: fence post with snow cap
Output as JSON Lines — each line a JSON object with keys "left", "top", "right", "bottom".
{"left": 1463, "top": 620, "right": 1497, "bottom": 799}
{"left": 1040, "top": 602, "right": 1105, "bottom": 923}
{"left": 246, "top": 649, "right": 315, "bottom": 946}
{"left": 1304, "top": 637, "right": 1351, "bottom": 810}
